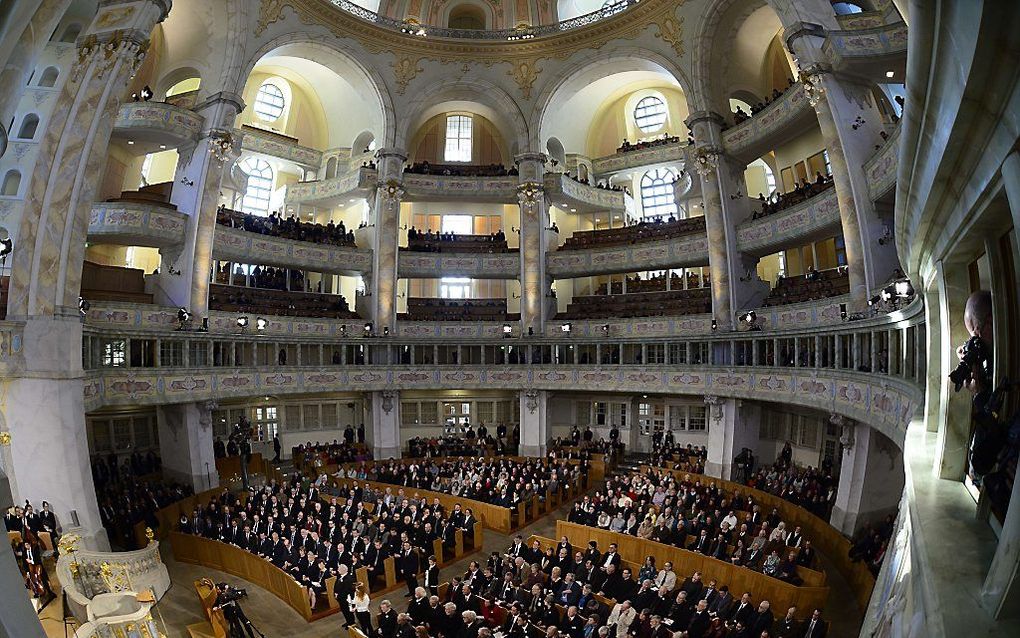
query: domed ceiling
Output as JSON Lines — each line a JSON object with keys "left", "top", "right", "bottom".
{"left": 365, "top": 0, "right": 632, "bottom": 30}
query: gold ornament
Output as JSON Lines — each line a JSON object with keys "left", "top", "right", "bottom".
{"left": 654, "top": 15, "right": 685, "bottom": 57}
{"left": 508, "top": 60, "right": 541, "bottom": 99}
{"left": 0, "top": 431, "right": 10, "bottom": 446}
{"left": 392, "top": 56, "right": 424, "bottom": 95}
{"left": 145, "top": 527, "right": 155, "bottom": 543}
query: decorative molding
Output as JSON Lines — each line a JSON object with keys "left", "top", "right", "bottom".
{"left": 654, "top": 14, "right": 685, "bottom": 57}
{"left": 508, "top": 59, "right": 541, "bottom": 99}
{"left": 256, "top": 0, "right": 287, "bottom": 36}
{"left": 524, "top": 389, "right": 540, "bottom": 414}
{"left": 392, "top": 56, "right": 424, "bottom": 95}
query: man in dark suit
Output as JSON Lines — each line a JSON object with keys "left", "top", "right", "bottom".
{"left": 501, "top": 604, "right": 527, "bottom": 638}
{"left": 377, "top": 600, "right": 397, "bottom": 638}
{"left": 507, "top": 534, "right": 527, "bottom": 558}
{"left": 774, "top": 606, "right": 799, "bottom": 638}
{"left": 748, "top": 601, "right": 774, "bottom": 636}
{"left": 333, "top": 564, "right": 357, "bottom": 628}
{"left": 800, "top": 609, "right": 828, "bottom": 638}
{"left": 600, "top": 543, "right": 622, "bottom": 571}
{"left": 408, "top": 587, "right": 432, "bottom": 626}
{"left": 397, "top": 541, "right": 420, "bottom": 597}
{"left": 708, "top": 585, "right": 733, "bottom": 617}
{"left": 561, "top": 605, "right": 585, "bottom": 638}
{"left": 557, "top": 573, "right": 582, "bottom": 606}
{"left": 423, "top": 554, "right": 440, "bottom": 596}
{"left": 685, "top": 600, "right": 711, "bottom": 638}
{"left": 728, "top": 592, "right": 755, "bottom": 626}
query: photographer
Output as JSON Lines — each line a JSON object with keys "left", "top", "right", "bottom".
{"left": 213, "top": 583, "right": 258, "bottom": 638}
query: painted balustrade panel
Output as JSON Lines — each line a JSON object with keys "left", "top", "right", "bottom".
{"left": 865, "top": 125, "right": 901, "bottom": 200}
{"left": 723, "top": 84, "right": 812, "bottom": 157}
{"left": 88, "top": 203, "right": 188, "bottom": 247}
{"left": 113, "top": 102, "right": 203, "bottom": 142}
{"left": 238, "top": 126, "right": 322, "bottom": 168}
{"left": 398, "top": 252, "right": 520, "bottom": 278}
{"left": 542, "top": 313, "right": 714, "bottom": 338}
{"left": 547, "top": 233, "right": 710, "bottom": 277}
{"left": 736, "top": 187, "right": 841, "bottom": 255}
{"left": 85, "top": 302, "right": 362, "bottom": 336}
{"left": 824, "top": 22, "right": 909, "bottom": 65}
{"left": 591, "top": 141, "right": 688, "bottom": 175}
{"left": 546, "top": 173, "right": 627, "bottom": 210}
{"left": 402, "top": 174, "right": 519, "bottom": 201}
{"left": 284, "top": 167, "right": 376, "bottom": 204}
{"left": 213, "top": 226, "right": 372, "bottom": 274}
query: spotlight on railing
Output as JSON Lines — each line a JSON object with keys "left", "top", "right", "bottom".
{"left": 711, "top": 319, "right": 718, "bottom": 331}
{"left": 340, "top": 324, "right": 348, "bottom": 337}
{"left": 503, "top": 323, "right": 513, "bottom": 337}
{"left": 383, "top": 326, "right": 390, "bottom": 337}
{"left": 894, "top": 280, "right": 914, "bottom": 298}
{"left": 256, "top": 317, "right": 268, "bottom": 331}
{"left": 78, "top": 297, "right": 91, "bottom": 318}
{"left": 364, "top": 322, "right": 373, "bottom": 337}
{"left": 177, "top": 307, "right": 191, "bottom": 331}
{"left": 600, "top": 324, "right": 610, "bottom": 336}
{"left": 560, "top": 323, "right": 572, "bottom": 334}
{"left": 236, "top": 315, "right": 249, "bottom": 329}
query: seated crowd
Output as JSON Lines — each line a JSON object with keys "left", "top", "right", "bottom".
{"left": 744, "top": 444, "right": 837, "bottom": 520}
{"left": 93, "top": 471, "right": 195, "bottom": 549}
{"left": 751, "top": 174, "right": 834, "bottom": 220}
{"left": 562, "top": 171, "right": 629, "bottom": 194}
{"left": 566, "top": 469, "right": 818, "bottom": 586}
{"left": 216, "top": 206, "right": 357, "bottom": 247}
{"left": 560, "top": 288, "right": 712, "bottom": 321}
{"left": 356, "top": 457, "right": 585, "bottom": 512}
{"left": 650, "top": 434, "right": 708, "bottom": 475}
{"left": 404, "top": 162, "right": 518, "bottom": 177}
{"left": 730, "top": 79, "right": 797, "bottom": 126}
{"left": 178, "top": 473, "right": 477, "bottom": 612}
{"left": 616, "top": 133, "right": 684, "bottom": 154}
{"left": 560, "top": 217, "right": 706, "bottom": 251}
{"left": 761, "top": 268, "right": 850, "bottom": 308}
{"left": 407, "top": 423, "right": 521, "bottom": 458}
{"left": 596, "top": 272, "right": 708, "bottom": 296}
{"left": 208, "top": 283, "right": 358, "bottom": 320}
{"left": 400, "top": 298, "right": 514, "bottom": 322}
{"left": 4, "top": 501, "right": 59, "bottom": 601}
{"left": 550, "top": 425, "right": 627, "bottom": 457}
{"left": 406, "top": 228, "right": 510, "bottom": 253}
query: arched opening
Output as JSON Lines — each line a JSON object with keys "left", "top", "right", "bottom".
{"left": 59, "top": 23, "right": 82, "bottom": 43}
{"left": 352, "top": 130, "right": 376, "bottom": 155}
{"left": 448, "top": 3, "right": 487, "bottom": 30}
{"left": 38, "top": 67, "right": 59, "bottom": 88}
{"left": 546, "top": 137, "right": 567, "bottom": 167}
{"left": 832, "top": 2, "right": 866, "bottom": 15}
{"left": 325, "top": 156, "right": 338, "bottom": 179}
{"left": 1, "top": 170, "right": 21, "bottom": 197}
{"left": 17, "top": 114, "right": 39, "bottom": 139}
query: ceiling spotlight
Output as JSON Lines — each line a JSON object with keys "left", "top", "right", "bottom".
{"left": 560, "top": 323, "right": 572, "bottom": 334}
{"left": 159, "top": 144, "right": 166, "bottom": 150}
{"left": 894, "top": 280, "right": 914, "bottom": 298}
{"left": 236, "top": 315, "right": 249, "bottom": 328}
{"left": 127, "top": 140, "right": 134, "bottom": 145}
{"left": 78, "top": 297, "right": 91, "bottom": 317}
{"left": 256, "top": 317, "right": 268, "bottom": 331}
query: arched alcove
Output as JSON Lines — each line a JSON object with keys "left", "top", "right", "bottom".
{"left": 38, "top": 67, "right": 59, "bottom": 88}
{"left": 352, "top": 131, "right": 376, "bottom": 154}
{"left": 59, "top": 23, "right": 82, "bottom": 43}
{"left": 17, "top": 114, "right": 39, "bottom": 140}
{"left": 1, "top": 170, "right": 22, "bottom": 197}
{"left": 325, "top": 157, "right": 338, "bottom": 179}
{"left": 449, "top": 3, "right": 487, "bottom": 29}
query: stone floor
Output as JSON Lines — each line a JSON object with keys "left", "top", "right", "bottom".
{"left": 29, "top": 497, "right": 863, "bottom": 637}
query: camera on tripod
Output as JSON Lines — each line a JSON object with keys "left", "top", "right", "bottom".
{"left": 217, "top": 583, "right": 248, "bottom": 603}
{"left": 949, "top": 335, "right": 990, "bottom": 392}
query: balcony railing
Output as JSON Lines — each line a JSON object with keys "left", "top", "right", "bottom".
{"left": 723, "top": 83, "right": 815, "bottom": 161}
{"left": 736, "top": 186, "right": 841, "bottom": 256}
{"left": 327, "top": 0, "right": 640, "bottom": 40}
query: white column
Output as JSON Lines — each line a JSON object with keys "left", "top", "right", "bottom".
{"left": 369, "top": 391, "right": 401, "bottom": 460}
{"left": 362, "top": 150, "right": 406, "bottom": 333}
{"left": 515, "top": 153, "right": 554, "bottom": 334}
{"left": 830, "top": 417, "right": 903, "bottom": 534}
{"left": 519, "top": 390, "right": 548, "bottom": 457}
{"left": 705, "top": 398, "right": 760, "bottom": 480}
{"left": 156, "top": 402, "right": 219, "bottom": 492}
{"left": 3, "top": 318, "right": 107, "bottom": 550}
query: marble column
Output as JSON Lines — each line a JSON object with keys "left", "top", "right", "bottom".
{"left": 7, "top": 0, "right": 171, "bottom": 319}
{"left": 830, "top": 417, "right": 904, "bottom": 534}
{"left": 515, "top": 153, "right": 554, "bottom": 334}
{"left": 786, "top": 25, "right": 901, "bottom": 304}
{"left": 368, "top": 390, "right": 401, "bottom": 460}
{"left": 364, "top": 149, "right": 406, "bottom": 333}
{"left": 156, "top": 402, "right": 219, "bottom": 492}
{"left": 3, "top": 317, "right": 108, "bottom": 550}
{"left": 156, "top": 92, "right": 245, "bottom": 316}
{"left": 519, "top": 390, "right": 548, "bottom": 457}
{"left": 979, "top": 149, "right": 1020, "bottom": 618}
{"left": 704, "top": 398, "right": 761, "bottom": 480}
{"left": 0, "top": 468, "right": 46, "bottom": 638}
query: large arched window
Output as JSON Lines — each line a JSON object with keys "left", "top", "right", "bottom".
{"left": 640, "top": 168, "right": 678, "bottom": 219}
{"left": 444, "top": 115, "right": 473, "bottom": 163}
{"left": 253, "top": 82, "right": 286, "bottom": 122}
{"left": 240, "top": 157, "right": 274, "bottom": 216}
{"left": 634, "top": 95, "right": 668, "bottom": 133}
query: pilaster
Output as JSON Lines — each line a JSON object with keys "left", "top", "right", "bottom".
{"left": 369, "top": 390, "right": 401, "bottom": 460}
{"left": 830, "top": 416, "right": 903, "bottom": 534}
{"left": 366, "top": 149, "right": 407, "bottom": 333}
{"left": 157, "top": 92, "right": 245, "bottom": 316}
{"left": 156, "top": 402, "right": 220, "bottom": 492}
{"left": 519, "top": 389, "right": 548, "bottom": 457}
{"left": 704, "top": 398, "right": 761, "bottom": 480}
{"left": 515, "top": 153, "right": 554, "bottom": 333}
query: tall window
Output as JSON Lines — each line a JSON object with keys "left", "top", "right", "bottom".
{"left": 444, "top": 115, "right": 472, "bottom": 162}
{"left": 240, "top": 157, "right": 274, "bottom": 216}
{"left": 634, "top": 95, "right": 668, "bottom": 133}
{"left": 640, "top": 168, "right": 679, "bottom": 219}
{"left": 440, "top": 277, "right": 472, "bottom": 299}
{"left": 253, "top": 82, "right": 286, "bottom": 121}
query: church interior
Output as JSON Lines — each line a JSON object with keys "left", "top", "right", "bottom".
{"left": 0, "top": 0, "right": 1018, "bottom": 636}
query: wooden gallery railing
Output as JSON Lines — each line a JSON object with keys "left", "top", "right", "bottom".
{"left": 551, "top": 521, "right": 830, "bottom": 617}
{"left": 639, "top": 465, "right": 877, "bottom": 611}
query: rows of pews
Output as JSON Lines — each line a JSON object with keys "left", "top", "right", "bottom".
{"left": 399, "top": 298, "right": 515, "bottom": 322}
{"left": 208, "top": 283, "right": 359, "bottom": 320}
{"left": 559, "top": 288, "right": 712, "bottom": 320}
{"left": 560, "top": 217, "right": 706, "bottom": 251}
{"left": 762, "top": 269, "right": 849, "bottom": 307}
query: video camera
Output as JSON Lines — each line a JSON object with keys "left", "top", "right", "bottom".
{"left": 217, "top": 583, "right": 248, "bottom": 603}
{"left": 949, "top": 335, "right": 991, "bottom": 392}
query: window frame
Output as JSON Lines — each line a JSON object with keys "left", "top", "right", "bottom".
{"left": 640, "top": 167, "right": 679, "bottom": 220}
{"left": 239, "top": 156, "right": 274, "bottom": 216}
{"left": 634, "top": 95, "right": 668, "bottom": 133}
{"left": 253, "top": 82, "right": 286, "bottom": 122}
{"left": 444, "top": 114, "right": 473, "bottom": 163}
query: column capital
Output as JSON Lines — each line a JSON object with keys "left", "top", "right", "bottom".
{"left": 514, "top": 152, "right": 547, "bottom": 165}
{"left": 783, "top": 21, "right": 826, "bottom": 51}
{"left": 516, "top": 182, "right": 544, "bottom": 207}
{"left": 685, "top": 110, "right": 727, "bottom": 130}
{"left": 193, "top": 91, "right": 246, "bottom": 120}
{"left": 374, "top": 148, "right": 408, "bottom": 162}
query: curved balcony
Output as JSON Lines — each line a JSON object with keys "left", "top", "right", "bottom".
{"left": 398, "top": 251, "right": 520, "bottom": 278}
{"left": 88, "top": 202, "right": 188, "bottom": 248}
{"left": 865, "top": 125, "right": 900, "bottom": 200}
{"left": 402, "top": 174, "right": 519, "bottom": 203}
{"left": 212, "top": 226, "right": 372, "bottom": 275}
{"left": 591, "top": 140, "right": 688, "bottom": 177}
{"left": 547, "top": 232, "right": 709, "bottom": 278}
{"left": 284, "top": 166, "right": 377, "bottom": 206}
{"left": 824, "top": 22, "right": 909, "bottom": 74}
{"left": 545, "top": 173, "right": 629, "bottom": 213}
{"left": 395, "top": 321, "right": 508, "bottom": 339}
{"left": 736, "top": 186, "right": 841, "bottom": 257}
{"left": 111, "top": 101, "right": 204, "bottom": 148}
{"left": 239, "top": 124, "right": 322, "bottom": 170}
{"left": 723, "top": 83, "right": 817, "bottom": 163}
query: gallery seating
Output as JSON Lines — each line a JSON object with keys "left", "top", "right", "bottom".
{"left": 399, "top": 297, "right": 515, "bottom": 321}
{"left": 560, "top": 288, "right": 712, "bottom": 320}
{"left": 560, "top": 216, "right": 706, "bottom": 250}
{"left": 762, "top": 268, "right": 850, "bottom": 307}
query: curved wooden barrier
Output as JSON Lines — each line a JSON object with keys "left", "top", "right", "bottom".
{"left": 169, "top": 532, "right": 339, "bottom": 622}
{"left": 551, "top": 522, "right": 830, "bottom": 616}
{"left": 639, "top": 465, "right": 876, "bottom": 610}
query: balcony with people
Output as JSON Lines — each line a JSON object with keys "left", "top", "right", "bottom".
{"left": 210, "top": 263, "right": 358, "bottom": 319}
{"left": 399, "top": 297, "right": 515, "bottom": 322}
{"left": 762, "top": 267, "right": 851, "bottom": 307}
{"left": 216, "top": 206, "right": 357, "bottom": 247}
{"left": 404, "top": 227, "right": 510, "bottom": 253}
{"left": 558, "top": 215, "right": 706, "bottom": 250}
{"left": 559, "top": 285, "right": 713, "bottom": 320}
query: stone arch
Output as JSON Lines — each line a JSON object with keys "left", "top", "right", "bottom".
{"left": 395, "top": 78, "right": 530, "bottom": 158}
{"left": 38, "top": 67, "right": 59, "bottom": 88}
{"left": 445, "top": 1, "right": 492, "bottom": 29}
{"left": 58, "top": 23, "right": 81, "bottom": 43}
{"left": 546, "top": 137, "right": 567, "bottom": 166}
{"left": 156, "top": 66, "right": 203, "bottom": 100}
{"left": 237, "top": 34, "right": 396, "bottom": 148}
{"left": 2, "top": 170, "right": 22, "bottom": 197}
{"left": 17, "top": 114, "right": 39, "bottom": 140}
{"left": 352, "top": 130, "right": 376, "bottom": 154}
{"left": 325, "top": 157, "right": 338, "bottom": 180}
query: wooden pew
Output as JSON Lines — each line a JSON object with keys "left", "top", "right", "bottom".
{"left": 552, "top": 522, "right": 830, "bottom": 618}
{"left": 170, "top": 532, "right": 340, "bottom": 622}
